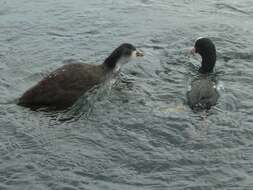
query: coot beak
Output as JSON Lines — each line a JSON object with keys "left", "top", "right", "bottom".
{"left": 190, "top": 47, "right": 196, "bottom": 55}
{"left": 136, "top": 50, "right": 144, "bottom": 57}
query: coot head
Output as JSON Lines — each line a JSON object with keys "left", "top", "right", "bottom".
{"left": 191, "top": 38, "right": 216, "bottom": 74}
{"left": 103, "top": 43, "right": 144, "bottom": 71}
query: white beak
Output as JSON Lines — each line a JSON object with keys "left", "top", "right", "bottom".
{"left": 133, "top": 50, "right": 144, "bottom": 57}
{"left": 190, "top": 47, "right": 196, "bottom": 55}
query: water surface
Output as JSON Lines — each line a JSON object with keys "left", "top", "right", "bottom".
{"left": 0, "top": 0, "right": 253, "bottom": 189}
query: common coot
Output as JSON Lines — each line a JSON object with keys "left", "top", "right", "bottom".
{"left": 187, "top": 38, "right": 219, "bottom": 111}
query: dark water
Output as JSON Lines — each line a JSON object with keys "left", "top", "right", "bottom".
{"left": 1, "top": 0, "right": 253, "bottom": 189}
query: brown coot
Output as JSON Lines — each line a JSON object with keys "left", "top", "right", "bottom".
{"left": 18, "top": 43, "right": 144, "bottom": 110}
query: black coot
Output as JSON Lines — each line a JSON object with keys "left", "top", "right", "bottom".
{"left": 18, "top": 43, "right": 144, "bottom": 110}
{"left": 187, "top": 38, "right": 219, "bottom": 111}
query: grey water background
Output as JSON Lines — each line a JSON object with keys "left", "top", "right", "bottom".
{"left": 0, "top": 0, "right": 253, "bottom": 189}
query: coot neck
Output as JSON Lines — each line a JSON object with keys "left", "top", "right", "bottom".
{"left": 103, "top": 52, "right": 121, "bottom": 70}
{"left": 199, "top": 53, "right": 216, "bottom": 74}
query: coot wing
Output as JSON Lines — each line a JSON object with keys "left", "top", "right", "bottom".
{"left": 187, "top": 78, "right": 219, "bottom": 110}
{"left": 18, "top": 63, "right": 103, "bottom": 110}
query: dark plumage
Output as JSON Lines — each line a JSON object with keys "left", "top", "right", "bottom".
{"left": 194, "top": 38, "right": 216, "bottom": 74}
{"left": 18, "top": 43, "right": 143, "bottom": 110}
{"left": 187, "top": 38, "right": 219, "bottom": 110}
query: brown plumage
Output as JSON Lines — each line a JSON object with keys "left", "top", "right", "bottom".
{"left": 18, "top": 63, "right": 108, "bottom": 110}
{"left": 18, "top": 43, "right": 143, "bottom": 110}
